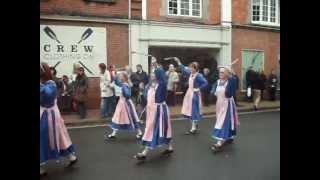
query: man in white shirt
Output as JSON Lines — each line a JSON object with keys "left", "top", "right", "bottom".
{"left": 99, "top": 63, "right": 115, "bottom": 119}
{"left": 166, "top": 64, "right": 179, "bottom": 106}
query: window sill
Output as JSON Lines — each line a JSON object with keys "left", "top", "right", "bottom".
{"left": 251, "top": 21, "right": 280, "bottom": 27}
{"left": 166, "top": 14, "right": 202, "bottom": 19}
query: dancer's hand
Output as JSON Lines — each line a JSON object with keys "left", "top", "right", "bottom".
{"left": 173, "top": 57, "right": 181, "bottom": 65}
{"left": 193, "top": 88, "right": 200, "bottom": 92}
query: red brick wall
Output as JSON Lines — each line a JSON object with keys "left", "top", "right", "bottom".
{"left": 232, "top": 27, "right": 280, "bottom": 88}
{"left": 147, "top": 0, "right": 221, "bottom": 25}
{"left": 207, "top": 0, "right": 220, "bottom": 24}
{"left": 147, "top": 0, "right": 162, "bottom": 21}
{"left": 40, "top": 0, "right": 130, "bottom": 19}
{"left": 40, "top": 19, "right": 129, "bottom": 109}
{"left": 232, "top": 0, "right": 249, "bottom": 24}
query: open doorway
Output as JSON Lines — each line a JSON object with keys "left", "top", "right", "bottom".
{"left": 148, "top": 46, "right": 219, "bottom": 104}
{"left": 148, "top": 46, "right": 219, "bottom": 73}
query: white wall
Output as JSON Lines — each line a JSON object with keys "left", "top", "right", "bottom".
{"left": 130, "top": 22, "right": 231, "bottom": 72}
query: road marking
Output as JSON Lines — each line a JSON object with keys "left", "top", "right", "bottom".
{"left": 67, "top": 108, "right": 280, "bottom": 130}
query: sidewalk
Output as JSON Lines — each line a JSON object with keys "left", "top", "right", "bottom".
{"left": 63, "top": 100, "right": 280, "bottom": 127}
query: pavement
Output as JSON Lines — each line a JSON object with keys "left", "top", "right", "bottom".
{"left": 41, "top": 110, "right": 280, "bottom": 180}
{"left": 63, "top": 100, "right": 280, "bottom": 127}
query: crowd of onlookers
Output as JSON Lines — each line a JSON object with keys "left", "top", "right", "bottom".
{"left": 245, "top": 66, "right": 279, "bottom": 110}
{"left": 51, "top": 63, "right": 278, "bottom": 119}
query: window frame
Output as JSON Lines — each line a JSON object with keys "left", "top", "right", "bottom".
{"left": 251, "top": 0, "right": 280, "bottom": 27}
{"left": 167, "top": 0, "right": 202, "bottom": 18}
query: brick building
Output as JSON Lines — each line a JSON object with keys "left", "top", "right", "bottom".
{"left": 232, "top": 0, "right": 280, "bottom": 90}
{"left": 40, "top": 0, "right": 279, "bottom": 109}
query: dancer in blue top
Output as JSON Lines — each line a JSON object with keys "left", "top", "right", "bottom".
{"left": 173, "top": 57, "right": 208, "bottom": 135}
{"left": 134, "top": 57, "right": 173, "bottom": 160}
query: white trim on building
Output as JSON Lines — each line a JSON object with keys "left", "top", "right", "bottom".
{"left": 130, "top": 21, "right": 231, "bottom": 72}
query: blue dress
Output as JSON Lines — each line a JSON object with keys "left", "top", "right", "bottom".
{"left": 110, "top": 78, "right": 141, "bottom": 130}
{"left": 210, "top": 78, "right": 239, "bottom": 140}
{"left": 40, "top": 80, "right": 75, "bottom": 164}
{"left": 179, "top": 65, "right": 208, "bottom": 121}
{"left": 141, "top": 68, "right": 172, "bottom": 149}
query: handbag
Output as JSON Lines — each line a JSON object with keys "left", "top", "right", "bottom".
{"left": 247, "top": 86, "right": 252, "bottom": 97}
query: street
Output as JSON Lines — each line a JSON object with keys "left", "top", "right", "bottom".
{"left": 42, "top": 110, "right": 280, "bottom": 180}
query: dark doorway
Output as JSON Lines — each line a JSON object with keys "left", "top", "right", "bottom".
{"left": 148, "top": 46, "right": 219, "bottom": 73}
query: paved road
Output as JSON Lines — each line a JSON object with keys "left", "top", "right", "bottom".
{"left": 42, "top": 111, "right": 280, "bottom": 180}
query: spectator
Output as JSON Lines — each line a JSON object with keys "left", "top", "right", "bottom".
{"left": 268, "top": 69, "right": 278, "bottom": 101}
{"left": 125, "top": 65, "right": 134, "bottom": 87}
{"left": 252, "top": 71, "right": 264, "bottom": 111}
{"left": 107, "top": 64, "right": 116, "bottom": 82}
{"left": 131, "top": 64, "right": 148, "bottom": 105}
{"left": 201, "top": 68, "right": 213, "bottom": 106}
{"left": 99, "top": 63, "right": 115, "bottom": 119}
{"left": 259, "top": 70, "right": 267, "bottom": 100}
{"left": 74, "top": 67, "right": 89, "bottom": 119}
{"left": 60, "top": 75, "right": 73, "bottom": 113}
{"left": 108, "top": 64, "right": 117, "bottom": 112}
{"left": 166, "top": 64, "right": 179, "bottom": 106}
{"left": 50, "top": 67, "right": 64, "bottom": 109}
{"left": 245, "top": 66, "right": 256, "bottom": 100}
{"left": 230, "top": 69, "right": 240, "bottom": 105}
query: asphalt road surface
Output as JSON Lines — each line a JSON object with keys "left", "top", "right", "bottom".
{"left": 42, "top": 110, "right": 280, "bottom": 180}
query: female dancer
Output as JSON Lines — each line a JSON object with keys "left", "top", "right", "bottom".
{"left": 173, "top": 57, "right": 208, "bottom": 135}
{"left": 105, "top": 72, "right": 143, "bottom": 140}
{"left": 40, "top": 62, "right": 77, "bottom": 176}
{"left": 210, "top": 66, "right": 239, "bottom": 153}
{"left": 134, "top": 59, "right": 173, "bottom": 160}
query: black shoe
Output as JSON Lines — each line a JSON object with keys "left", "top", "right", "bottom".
{"left": 162, "top": 149, "right": 174, "bottom": 155}
{"left": 40, "top": 171, "right": 47, "bottom": 177}
{"left": 185, "top": 129, "right": 196, "bottom": 135}
{"left": 105, "top": 134, "right": 116, "bottom": 140}
{"left": 185, "top": 129, "right": 199, "bottom": 135}
{"left": 134, "top": 153, "right": 146, "bottom": 160}
{"left": 254, "top": 106, "right": 258, "bottom": 111}
{"left": 136, "top": 134, "right": 143, "bottom": 140}
{"left": 66, "top": 158, "right": 78, "bottom": 167}
{"left": 211, "top": 144, "right": 223, "bottom": 153}
{"left": 225, "top": 139, "right": 234, "bottom": 145}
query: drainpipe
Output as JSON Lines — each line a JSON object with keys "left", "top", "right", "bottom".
{"left": 128, "top": 0, "right": 131, "bottom": 20}
{"left": 128, "top": 0, "right": 132, "bottom": 66}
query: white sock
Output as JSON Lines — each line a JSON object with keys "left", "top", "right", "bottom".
{"left": 217, "top": 140, "right": 223, "bottom": 146}
{"left": 168, "top": 143, "right": 173, "bottom": 151}
{"left": 111, "top": 129, "right": 118, "bottom": 136}
{"left": 137, "top": 129, "right": 142, "bottom": 135}
{"left": 67, "top": 153, "right": 77, "bottom": 161}
{"left": 191, "top": 122, "right": 197, "bottom": 131}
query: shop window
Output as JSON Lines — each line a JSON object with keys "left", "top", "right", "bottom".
{"left": 241, "top": 50, "right": 264, "bottom": 90}
{"left": 168, "top": 0, "right": 202, "bottom": 17}
{"left": 251, "top": 0, "right": 280, "bottom": 26}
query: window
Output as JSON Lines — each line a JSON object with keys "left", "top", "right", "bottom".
{"left": 168, "top": 0, "right": 202, "bottom": 17}
{"left": 251, "top": 0, "right": 280, "bottom": 26}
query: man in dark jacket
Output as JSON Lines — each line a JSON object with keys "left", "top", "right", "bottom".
{"left": 131, "top": 64, "right": 148, "bottom": 115}
{"left": 268, "top": 70, "right": 278, "bottom": 101}
{"left": 259, "top": 70, "right": 267, "bottom": 100}
{"left": 245, "top": 66, "right": 255, "bottom": 101}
